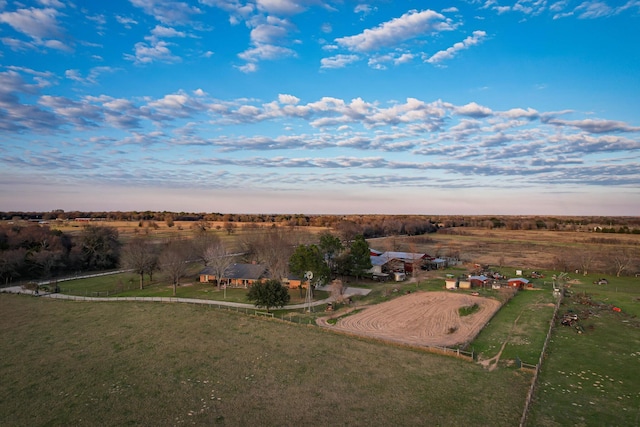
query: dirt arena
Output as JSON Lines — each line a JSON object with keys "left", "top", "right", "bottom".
{"left": 323, "top": 291, "right": 502, "bottom": 348}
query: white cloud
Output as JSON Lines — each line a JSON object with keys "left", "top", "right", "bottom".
{"left": 124, "top": 40, "right": 181, "bottom": 64}
{"left": 455, "top": 101, "right": 493, "bottom": 117}
{"left": 575, "top": 1, "right": 613, "bottom": 19}
{"left": 545, "top": 118, "right": 640, "bottom": 133}
{"left": 238, "top": 43, "right": 296, "bottom": 62}
{"left": 426, "top": 30, "right": 487, "bottom": 64}
{"left": 394, "top": 53, "right": 414, "bottom": 65}
{"left": 38, "top": 0, "right": 65, "bottom": 7}
{"left": 500, "top": 107, "right": 540, "bottom": 120}
{"left": 256, "top": 0, "right": 310, "bottom": 15}
{"left": 116, "top": 15, "right": 138, "bottom": 27}
{"left": 130, "top": 0, "right": 202, "bottom": 24}
{"left": 335, "top": 9, "right": 454, "bottom": 52}
{"left": 148, "top": 25, "right": 186, "bottom": 39}
{"left": 250, "top": 22, "right": 289, "bottom": 45}
{"left": 65, "top": 67, "right": 118, "bottom": 85}
{"left": 0, "top": 7, "right": 62, "bottom": 39}
{"left": 237, "top": 62, "right": 258, "bottom": 73}
{"left": 278, "top": 94, "right": 300, "bottom": 105}
{"left": 354, "top": 4, "right": 375, "bottom": 17}
{"left": 320, "top": 54, "right": 359, "bottom": 69}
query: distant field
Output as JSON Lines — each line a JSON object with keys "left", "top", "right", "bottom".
{"left": 0, "top": 295, "right": 531, "bottom": 426}
{"left": 369, "top": 228, "right": 640, "bottom": 272}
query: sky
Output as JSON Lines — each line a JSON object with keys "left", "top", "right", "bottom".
{"left": 0, "top": 0, "right": 639, "bottom": 216}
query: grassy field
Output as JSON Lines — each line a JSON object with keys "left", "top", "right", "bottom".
{"left": 0, "top": 295, "right": 531, "bottom": 426}
{"left": 471, "top": 288, "right": 557, "bottom": 365}
{"left": 527, "top": 276, "right": 640, "bottom": 426}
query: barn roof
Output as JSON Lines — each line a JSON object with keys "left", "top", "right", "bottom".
{"left": 370, "top": 256, "right": 387, "bottom": 266}
{"left": 508, "top": 277, "right": 530, "bottom": 283}
{"left": 379, "top": 251, "right": 428, "bottom": 262}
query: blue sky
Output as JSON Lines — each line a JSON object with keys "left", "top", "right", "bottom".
{"left": 1, "top": 0, "right": 639, "bottom": 215}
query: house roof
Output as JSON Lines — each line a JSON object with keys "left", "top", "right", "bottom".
{"left": 200, "top": 263, "right": 268, "bottom": 280}
{"left": 370, "top": 248, "right": 384, "bottom": 256}
{"left": 508, "top": 277, "right": 530, "bottom": 283}
{"left": 470, "top": 275, "right": 489, "bottom": 282}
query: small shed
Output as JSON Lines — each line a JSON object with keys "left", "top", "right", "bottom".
{"left": 429, "top": 258, "right": 448, "bottom": 270}
{"left": 459, "top": 279, "right": 471, "bottom": 289}
{"left": 508, "top": 278, "right": 530, "bottom": 289}
{"left": 393, "top": 272, "right": 406, "bottom": 282}
{"left": 445, "top": 278, "right": 458, "bottom": 289}
{"left": 469, "top": 275, "right": 490, "bottom": 288}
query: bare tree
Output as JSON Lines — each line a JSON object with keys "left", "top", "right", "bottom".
{"left": 242, "top": 228, "right": 299, "bottom": 282}
{"left": 577, "top": 248, "right": 596, "bottom": 276}
{"left": 223, "top": 222, "right": 236, "bottom": 235}
{"left": 158, "top": 240, "right": 190, "bottom": 296}
{"left": 191, "top": 233, "right": 221, "bottom": 266}
{"left": 121, "top": 237, "right": 158, "bottom": 289}
{"left": 203, "top": 240, "right": 235, "bottom": 289}
{"left": 610, "top": 248, "right": 634, "bottom": 277}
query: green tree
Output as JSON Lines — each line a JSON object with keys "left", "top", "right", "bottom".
{"left": 318, "top": 232, "right": 343, "bottom": 272}
{"left": 290, "top": 244, "right": 330, "bottom": 284}
{"left": 349, "top": 235, "right": 372, "bottom": 280}
{"left": 246, "top": 279, "right": 290, "bottom": 312}
{"left": 79, "top": 225, "right": 120, "bottom": 270}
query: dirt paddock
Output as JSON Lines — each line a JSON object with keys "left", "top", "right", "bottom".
{"left": 322, "top": 291, "right": 502, "bottom": 348}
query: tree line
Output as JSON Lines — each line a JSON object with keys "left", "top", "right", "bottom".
{"left": 3, "top": 210, "right": 638, "bottom": 234}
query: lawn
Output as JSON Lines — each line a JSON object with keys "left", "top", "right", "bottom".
{"left": 0, "top": 295, "right": 531, "bottom": 426}
{"left": 57, "top": 268, "right": 329, "bottom": 306}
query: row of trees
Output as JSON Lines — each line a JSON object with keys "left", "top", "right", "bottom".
{"left": 0, "top": 224, "right": 120, "bottom": 285}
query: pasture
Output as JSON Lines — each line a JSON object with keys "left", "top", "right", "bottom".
{"left": 526, "top": 276, "right": 640, "bottom": 426}
{"left": 0, "top": 295, "right": 530, "bottom": 426}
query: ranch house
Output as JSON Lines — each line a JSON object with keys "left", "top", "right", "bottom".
{"left": 199, "top": 263, "right": 269, "bottom": 288}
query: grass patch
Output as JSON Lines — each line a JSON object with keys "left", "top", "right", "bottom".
{"left": 0, "top": 295, "right": 531, "bottom": 426}
{"left": 471, "top": 288, "right": 556, "bottom": 364}
{"left": 459, "top": 303, "right": 480, "bottom": 316}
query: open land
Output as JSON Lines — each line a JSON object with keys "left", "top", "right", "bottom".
{"left": 0, "top": 295, "right": 531, "bottom": 427}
